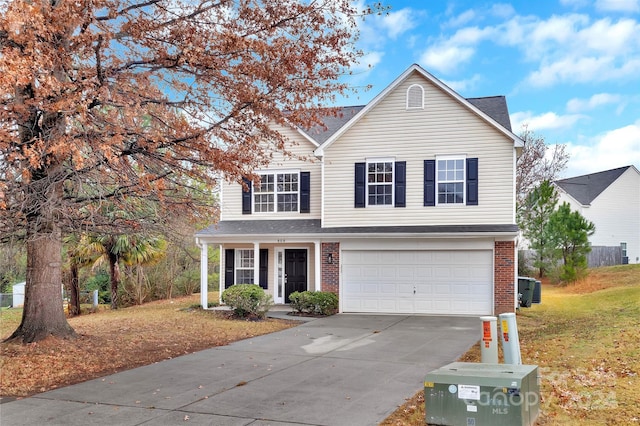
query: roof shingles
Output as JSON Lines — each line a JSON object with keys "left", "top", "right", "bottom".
{"left": 555, "top": 166, "right": 631, "bottom": 205}
{"left": 196, "top": 219, "right": 518, "bottom": 237}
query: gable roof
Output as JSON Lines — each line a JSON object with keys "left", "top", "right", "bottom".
{"left": 299, "top": 106, "right": 365, "bottom": 144}
{"left": 313, "top": 64, "right": 523, "bottom": 156}
{"left": 555, "top": 165, "right": 632, "bottom": 205}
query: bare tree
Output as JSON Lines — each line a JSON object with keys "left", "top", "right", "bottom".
{"left": 0, "top": 0, "right": 383, "bottom": 342}
{"left": 516, "top": 125, "right": 569, "bottom": 211}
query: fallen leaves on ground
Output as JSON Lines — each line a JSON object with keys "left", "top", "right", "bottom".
{"left": 0, "top": 295, "right": 297, "bottom": 398}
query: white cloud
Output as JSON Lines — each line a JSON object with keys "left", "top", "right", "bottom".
{"left": 528, "top": 56, "right": 640, "bottom": 87}
{"left": 351, "top": 51, "right": 384, "bottom": 74}
{"left": 379, "top": 9, "right": 417, "bottom": 40}
{"left": 566, "top": 93, "right": 622, "bottom": 113}
{"left": 418, "top": 11, "right": 640, "bottom": 87}
{"left": 596, "top": 0, "right": 640, "bottom": 12}
{"left": 419, "top": 44, "right": 476, "bottom": 74}
{"left": 357, "top": 6, "right": 418, "bottom": 48}
{"left": 445, "top": 9, "right": 476, "bottom": 28}
{"left": 576, "top": 18, "right": 638, "bottom": 54}
{"left": 441, "top": 74, "right": 482, "bottom": 93}
{"left": 511, "top": 111, "right": 584, "bottom": 132}
{"left": 563, "top": 122, "right": 640, "bottom": 176}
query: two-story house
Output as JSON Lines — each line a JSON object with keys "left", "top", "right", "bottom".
{"left": 555, "top": 165, "right": 640, "bottom": 265}
{"left": 196, "top": 64, "right": 523, "bottom": 315}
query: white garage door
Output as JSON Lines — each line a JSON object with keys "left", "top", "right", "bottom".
{"left": 342, "top": 250, "right": 493, "bottom": 315}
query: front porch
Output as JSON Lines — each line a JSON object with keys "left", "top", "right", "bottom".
{"left": 197, "top": 239, "right": 338, "bottom": 309}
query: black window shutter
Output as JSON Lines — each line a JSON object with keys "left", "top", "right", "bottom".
{"left": 466, "top": 158, "right": 478, "bottom": 206}
{"left": 395, "top": 161, "right": 406, "bottom": 207}
{"left": 224, "top": 249, "right": 235, "bottom": 289}
{"left": 259, "top": 249, "right": 268, "bottom": 289}
{"left": 424, "top": 160, "right": 436, "bottom": 206}
{"left": 300, "top": 172, "right": 310, "bottom": 213}
{"left": 354, "top": 162, "right": 366, "bottom": 208}
{"left": 241, "top": 177, "right": 252, "bottom": 214}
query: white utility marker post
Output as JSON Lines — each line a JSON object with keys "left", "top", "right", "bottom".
{"left": 480, "top": 316, "right": 498, "bottom": 363}
{"left": 499, "top": 312, "right": 522, "bottom": 365}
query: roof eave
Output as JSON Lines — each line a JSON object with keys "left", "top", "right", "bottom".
{"left": 195, "top": 231, "right": 520, "bottom": 241}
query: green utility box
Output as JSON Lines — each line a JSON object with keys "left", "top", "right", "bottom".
{"left": 518, "top": 277, "right": 536, "bottom": 308}
{"left": 424, "top": 362, "right": 539, "bottom": 426}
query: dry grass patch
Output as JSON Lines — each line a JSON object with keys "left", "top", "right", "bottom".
{"left": 0, "top": 293, "right": 297, "bottom": 398}
{"left": 382, "top": 265, "right": 640, "bottom": 426}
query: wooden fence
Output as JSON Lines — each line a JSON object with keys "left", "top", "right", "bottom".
{"left": 588, "top": 246, "right": 622, "bottom": 267}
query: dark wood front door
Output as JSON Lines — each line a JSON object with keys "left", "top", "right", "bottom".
{"left": 285, "top": 249, "right": 307, "bottom": 303}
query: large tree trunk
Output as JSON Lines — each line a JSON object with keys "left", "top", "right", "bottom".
{"left": 5, "top": 222, "right": 76, "bottom": 343}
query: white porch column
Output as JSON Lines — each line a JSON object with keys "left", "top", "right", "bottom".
{"left": 219, "top": 244, "right": 223, "bottom": 305}
{"left": 200, "top": 241, "right": 208, "bottom": 309}
{"left": 254, "top": 242, "right": 260, "bottom": 286}
{"left": 314, "top": 241, "right": 321, "bottom": 291}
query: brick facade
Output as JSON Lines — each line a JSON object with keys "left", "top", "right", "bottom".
{"left": 494, "top": 240, "right": 516, "bottom": 314}
{"left": 321, "top": 242, "right": 340, "bottom": 294}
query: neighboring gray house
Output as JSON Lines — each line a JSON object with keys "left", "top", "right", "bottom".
{"left": 555, "top": 165, "right": 640, "bottom": 265}
{"left": 196, "top": 64, "right": 523, "bottom": 315}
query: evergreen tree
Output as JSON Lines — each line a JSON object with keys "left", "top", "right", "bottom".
{"left": 518, "top": 180, "right": 559, "bottom": 277}
{"left": 546, "top": 203, "right": 595, "bottom": 282}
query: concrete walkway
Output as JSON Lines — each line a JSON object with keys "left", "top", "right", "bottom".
{"left": 1, "top": 314, "right": 479, "bottom": 426}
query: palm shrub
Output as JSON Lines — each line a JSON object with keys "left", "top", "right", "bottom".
{"left": 221, "top": 284, "right": 273, "bottom": 319}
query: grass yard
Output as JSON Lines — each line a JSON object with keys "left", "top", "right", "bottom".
{"left": 0, "top": 293, "right": 297, "bottom": 398}
{"left": 382, "top": 264, "right": 640, "bottom": 426}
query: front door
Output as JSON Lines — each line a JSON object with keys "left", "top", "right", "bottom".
{"left": 285, "top": 249, "right": 307, "bottom": 303}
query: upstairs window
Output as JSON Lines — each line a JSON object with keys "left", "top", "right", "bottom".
{"left": 254, "top": 174, "right": 275, "bottom": 212}
{"left": 367, "top": 160, "right": 394, "bottom": 206}
{"left": 437, "top": 158, "right": 465, "bottom": 204}
{"left": 253, "top": 172, "right": 299, "bottom": 212}
{"left": 406, "top": 84, "right": 424, "bottom": 109}
{"left": 424, "top": 157, "right": 478, "bottom": 206}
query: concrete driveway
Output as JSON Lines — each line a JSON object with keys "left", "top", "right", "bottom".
{"left": 1, "top": 314, "right": 478, "bottom": 426}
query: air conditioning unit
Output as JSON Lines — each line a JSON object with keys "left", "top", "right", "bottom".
{"left": 425, "top": 362, "right": 539, "bottom": 426}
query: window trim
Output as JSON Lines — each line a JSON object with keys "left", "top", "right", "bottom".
{"left": 366, "top": 158, "right": 395, "bottom": 207}
{"left": 253, "top": 169, "right": 300, "bottom": 213}
{"left": 436, "top": 156, "right": 467, "bottom": 206}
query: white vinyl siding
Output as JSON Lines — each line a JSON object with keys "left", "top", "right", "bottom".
{"left": 558, "top": 167, "right": 640, "bottom": 264}
{"left": 322, "top": 73, "right": 515, "bottom": 227}
{"left": 220, "top": 125, "right": 321, "bottom": 221}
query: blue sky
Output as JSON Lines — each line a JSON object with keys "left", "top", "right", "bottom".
{"left": 340, "top": 0, "right": 640, "bottom": 178}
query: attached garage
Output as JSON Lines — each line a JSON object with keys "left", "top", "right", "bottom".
{"left": 341, "top": 250, "right": 493, "bottom": 315}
